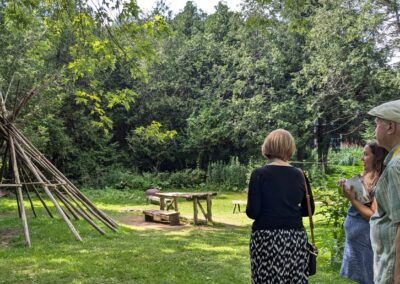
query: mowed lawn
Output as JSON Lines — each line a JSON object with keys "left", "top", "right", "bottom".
{"left": 0, "top": 189, "right": 354, "bottom": 283}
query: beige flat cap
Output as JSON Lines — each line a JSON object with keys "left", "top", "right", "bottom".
{"left": 368, "top": 99, "right": 400, "bottom": 123}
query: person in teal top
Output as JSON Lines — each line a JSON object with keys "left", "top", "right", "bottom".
{"left": 368, "top": 99, "right": 400, "bottom": 284}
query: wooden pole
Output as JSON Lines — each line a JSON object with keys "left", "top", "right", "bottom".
{"left": 57, "top": 185, "right": 94, "bottom": 221}
{"left": 206, "top": 195, "right": 212, "bottom": 222}
{"left": 53, "top": 190, "right": 79, "bottom": 220}
{"left": 20, "top": 166, "right": 53, "bottom": 218}
{"left": 35, "top": 168, "right": 110, "bottom": 234}
{"left": 0, "top": 144, "right": 9, "bottom": 182}
{"left": 58, "top": 182, "right": 118, "bottom": 228}
{"left": 29, "top": 151, "right": 116, "bottom": 233}
{"left": 18, "top": 159, "right": 37, "bottom": 220}
{"left": 13, "top": 139, "right": 82, "bottom": 242}
{"left": 33, "top": 168, "right": 78, "bottom": 221}
{"left": 9, "top": 137, "right": 31, "bottom": 246}
{"left": 15, "top": 191, "right": 21, "bottom": 218}
{"left": 55, "top": 189, "right": 106, "bottom": 235}
{"left": 193, "top": 197, "right": 198, "bottom": 225}
{"left": 23, "top": 186, "right": 37, "bottom": 218}
{"left": 58, "top": 185, "right": 117, "bottom": 232}
{"left": 0, "top": 91, "right": 8, "bottom": 118}
{"left": 12, "top": 74, "right": 57, "bottom": 120}
{"left": 160, "top": 196, "right": 165, "bottom": 211}
{"left": 35, "top": 164, "right": 111, "bottom": 234}
{"left": 196, "top": 199, "right": 207, "bottom": 220}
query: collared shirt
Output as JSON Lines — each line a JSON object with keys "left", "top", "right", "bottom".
{"left": 370, "top": 143, "right": 400, "bottom": 284}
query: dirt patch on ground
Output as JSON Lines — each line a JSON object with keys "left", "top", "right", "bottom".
{"left": 116, "top": 210, "right": 239, "bottom": 231}
{"left": 117, "top": 210, "right": 191, "bottom": 231}
{"left": 0, "top": 228, "right": 19, "bottom": 246}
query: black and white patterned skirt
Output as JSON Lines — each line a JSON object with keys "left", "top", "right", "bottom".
{"left": 250, "top": 229, "right": 309, "bottom": 284}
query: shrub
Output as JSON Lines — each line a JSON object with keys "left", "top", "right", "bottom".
{"left": 328, "top": 145, "right": 363, "bottom": 166}
{"left": 166, "top": 168, "right": 205, "bottom": 188}
{"left": 94, "top": 167, "right": 159, "bottom": 190}
{"left": 313, "top": 186, "right": 348, "bottom": 265}
{"left": 206, "top": 157, "right": 247, "bottom": 191}
{"left": 311, "top": 160, "right": 362, "bottom": 265}
{"left": 93, "top": 167, "right": 207, "bottom": 190}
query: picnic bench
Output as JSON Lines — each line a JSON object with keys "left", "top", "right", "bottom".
{"left": 143, "top": 209, "right": 180, "bottom": 226}
{"left": 154, "top": 192, "right": 217, "bottom": 225}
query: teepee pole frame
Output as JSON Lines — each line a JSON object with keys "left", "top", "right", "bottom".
{"left": 10, "top": 125, "right": 117, "bottom": 229}
{"left": 13, "top": 139, "right": 83, "bottom": 242}
{"left": 0, "top": 87, "right": 117, "bottom": 246}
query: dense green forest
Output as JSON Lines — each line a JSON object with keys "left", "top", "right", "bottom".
{"left": 0, "top": 0, "right": 399, "bottom": 187}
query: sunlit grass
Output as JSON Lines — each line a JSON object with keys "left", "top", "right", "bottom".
{"left": 0, "top": 189, "right": 354, "bottom": 283}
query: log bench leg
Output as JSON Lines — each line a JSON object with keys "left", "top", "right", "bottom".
{"left": 174, "top": 197, "right": 178, "bottom": 212}
{"left": 144, "top": 214, "right": 154, "bottom": 222}
{"left": 193, "top": 197, "right": 198, "bottom": 225}
{"left": 169, "top": 214, "right": 180, "bottom": 226}
{"left": 160, "top": 197, "right": 165, "bottom": 210}
{"left": 206, "top": 196, "right": 212, "bottom": 222}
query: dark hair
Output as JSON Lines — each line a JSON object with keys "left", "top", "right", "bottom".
{"left": 367, "top": 140, "right": 388, "bottom": 176}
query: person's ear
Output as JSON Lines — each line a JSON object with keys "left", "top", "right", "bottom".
{"left": 387, "top": 121, "right": 397, "bottom": 135}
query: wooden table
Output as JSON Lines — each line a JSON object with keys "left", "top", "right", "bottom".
{"left": 154, "top": 192, "right": 217, "bottom": 224}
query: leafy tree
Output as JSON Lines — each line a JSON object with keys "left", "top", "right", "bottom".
{"left": 127, "top": 121, "right": 178, "bottom": 171}
{"left": 241, "top": 0, "right": 314, "bottom": 159}
{"left": 0, "top": 0, "right": 167, "bottom": 128}
{"left": 293, "top": 0, "right": 389, "bottom": 169}
{"left": 0, "top": 0, "right": 169, "bottom": 182}
{"left": 186, "top": 95, "right": 269, "bottom": 167}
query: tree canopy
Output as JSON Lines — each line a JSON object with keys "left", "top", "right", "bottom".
{"left": 1, "top": 0, "right": 399, "bottom": 183}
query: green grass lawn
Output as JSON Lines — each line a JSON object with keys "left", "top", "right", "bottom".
{"left": 0, "top": 189, "right": 354, "bottom": 283}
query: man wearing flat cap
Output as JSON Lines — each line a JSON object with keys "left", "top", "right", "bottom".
{"left": 368, "top": 99, "right": 400, "bottom": 284}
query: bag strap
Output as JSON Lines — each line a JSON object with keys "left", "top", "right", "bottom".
{"left": 300, "top": 169, "right": 315, "bottom": 245}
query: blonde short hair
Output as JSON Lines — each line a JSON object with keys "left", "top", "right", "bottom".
{"left": 261, "top": 129, "right": 296, "bottom": 161}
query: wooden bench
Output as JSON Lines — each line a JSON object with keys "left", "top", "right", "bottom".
{"left": 146, "top": 195, "right": 161, "bottom": 204}
{"left": 232, "top": 200, "right": 247, "bottom": 213}
{"left": 143, "top": 209, "right": 180, "bottom": 225}
{"left": 146, "top": 196, "right": 175, "bottom": 210}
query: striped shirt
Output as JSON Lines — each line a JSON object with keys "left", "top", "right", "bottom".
{"left": 370, "top": 144, "right": 400, "bottom": 284}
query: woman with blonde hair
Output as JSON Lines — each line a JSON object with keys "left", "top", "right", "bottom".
{"left": 246, "top": 129, "right": 315, "bottom": 283}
